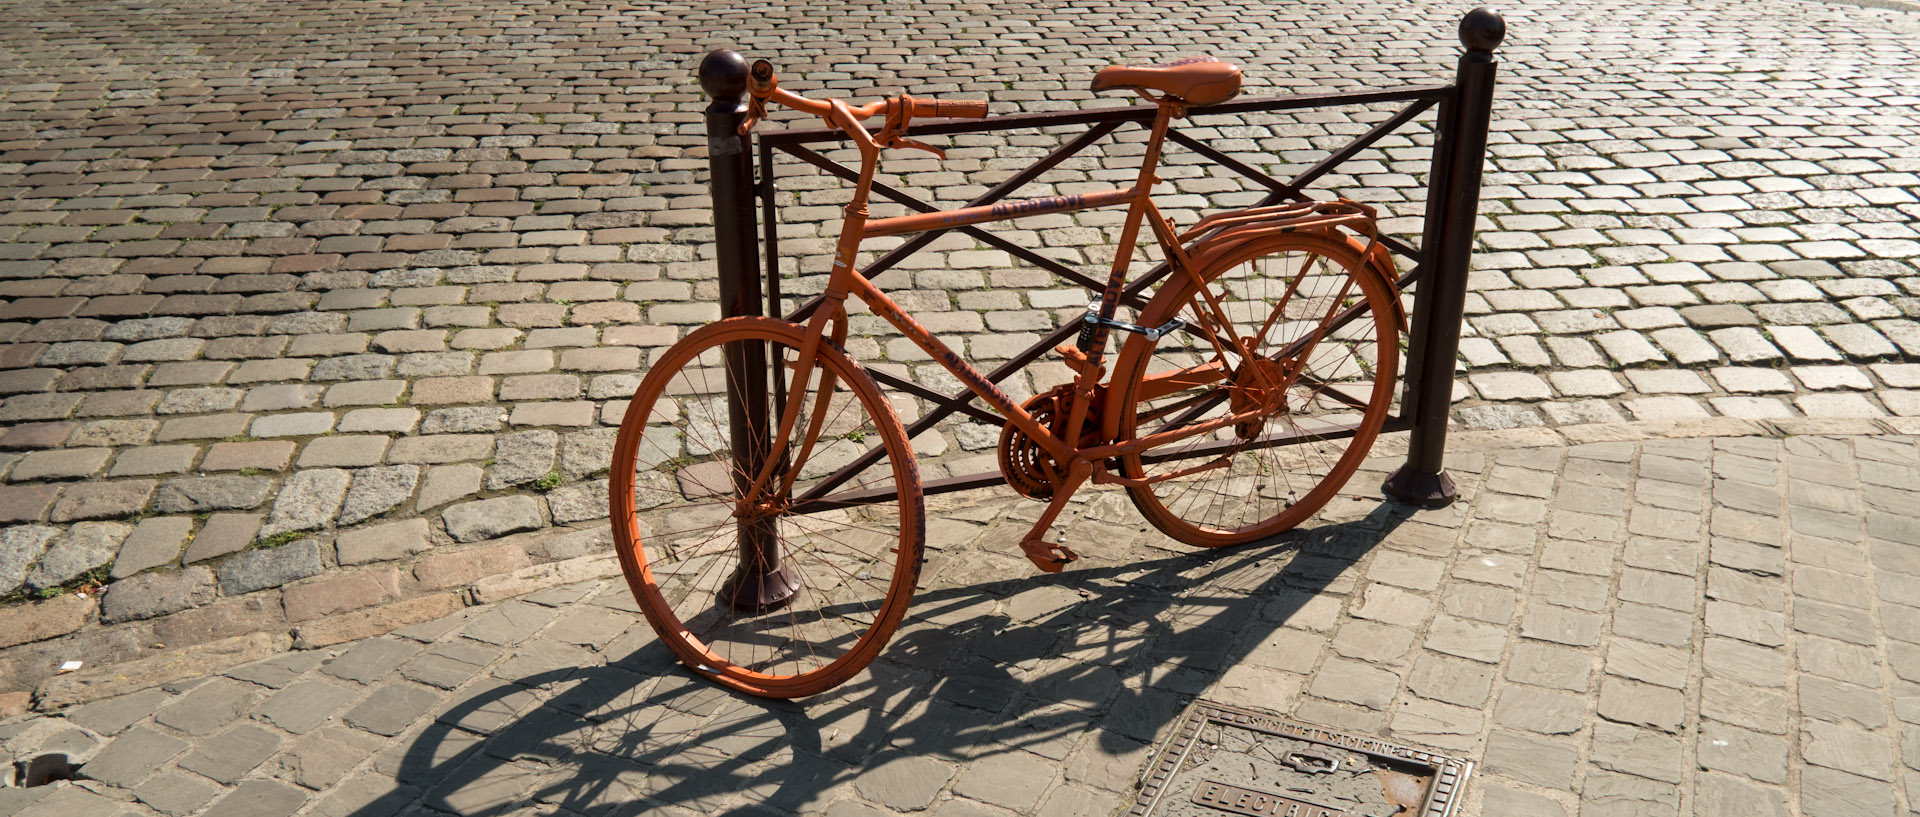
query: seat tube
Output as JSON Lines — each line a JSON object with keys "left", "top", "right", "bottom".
{"left": 1078, "top": 102, "right": 1178, "bottom": 367}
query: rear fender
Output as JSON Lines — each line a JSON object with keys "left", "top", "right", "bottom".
{"left": 1348, "top": 235, "right": 1409, "bottom": 335}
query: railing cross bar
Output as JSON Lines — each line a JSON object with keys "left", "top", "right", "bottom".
{"left": 775, "top": 143, "right": 1145, "bottom": 310}
{"left": 866, "top": 368, "right": 1007, "bottom": 425}
{"left": 783, "top": 120, "right": 1125, "bottom": 323}
{"left": 963, "top": 227, "right": 1149, "bottom": 310}
{"left": 1163, "top": 129, "right": 1291, "bottom": 192}
{"left": 758, "top": 86, "right": 1454, "bottom": 147}
{"left": 1277, "top": 97, "right": 1441, "bottom": 202}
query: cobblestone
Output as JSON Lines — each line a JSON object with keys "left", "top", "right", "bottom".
{"left": 297, "top": 436, "right": 391, "bottom": 468}
{"left": 199, "top": 779, "right": 308, "bottom": 817}
{"left": 9, "top": 448, "right": 110, "bottom": 481}
{"left": 153, "top": 476, "right": 273, "bottom": 515}
{"left": 259, "top": 469, "right": 351, "bottom": 537}
{"left": 78, "top": 725, "right": 189, "bottom": 787}
{"left": 176, "top": 723, "right": 281, "bottom": 784}
{"left": 183, "top": 513, "right": 261, "bottom": 565}
{"left": 0, "top": 594, "right": 89, "bottom": 649}
{"left": 99, "top": 567, "right": 217, "bottom": 624}
{"left": 443, "top": 496, "right": 545, "bottom": 543}
{"left": 276, "top": 727, "right": 385, "bottom": 790}
{"left": 216, "top": 539, "right": 326, "bottom": 596}
{"left": 487, "top": 430, "right": 559, "bottom": 490}
{"left": 255, "top": 680, "right": 358, "bottom": 735}
{"left": 111, "top": 516, "right": 193, "bottom": 579}
{"left": 155, "top": 679, "right": 265, "bottom": 737}
{"left": 201, "top": 441, "right": 295, "bottom": 473}
{"left": 343, "top": 683, "right": 440, "bottom": 737}
{"left": 133, "top": 772, "right": 222, "bottom": 816}
{"left": 23, "top": 522, "right": 126, "bottom": 592}
{"left": 323, "top": 638, "right": 422, "bottom": 686}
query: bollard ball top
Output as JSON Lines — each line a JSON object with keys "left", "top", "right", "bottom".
{"left": 699, "top": 49, "right": 751, "bottom": 100}
{"left": 1459, "top": 8, "right": 1506, "bottom": 52}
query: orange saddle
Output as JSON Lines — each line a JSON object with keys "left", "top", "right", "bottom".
{"left": 1091, "top": 56, "right": 1242, "bottom": 106}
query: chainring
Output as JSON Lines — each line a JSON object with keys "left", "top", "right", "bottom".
{"left": 997, "top": 385, "right": 1099, "bottom": 501}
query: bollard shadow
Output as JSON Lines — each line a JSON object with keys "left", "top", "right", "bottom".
{"left": 350, "top": 493, "right": 1421, "bottom": 817}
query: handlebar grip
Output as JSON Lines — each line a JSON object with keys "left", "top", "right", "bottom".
{"left": 915, "top": 98, "right": 990, "bottom": 119}
{"left": 749, "top": 59, "right": 776, "bottom": 96}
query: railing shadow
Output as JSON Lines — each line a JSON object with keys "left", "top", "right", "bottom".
{"left": 350, "top": 496, "right": 1419, "bottom": 817}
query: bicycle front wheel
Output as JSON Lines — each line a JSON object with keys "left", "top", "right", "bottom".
{"left": 1113, "top": 231, "right": 1399, "bottom": 547}
{"left": 610, "top": 317, "right": 924, "bottom": 698}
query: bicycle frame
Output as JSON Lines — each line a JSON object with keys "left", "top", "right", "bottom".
{"left": 746, "top": 97, "right": 1201, "bottom": 503}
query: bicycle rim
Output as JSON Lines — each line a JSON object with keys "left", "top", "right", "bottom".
{"left": 610, "top": 317, "right": 923, "bottom": 697}
{"left": 1115, "top": 232, "right": 1398, "bottom": 547}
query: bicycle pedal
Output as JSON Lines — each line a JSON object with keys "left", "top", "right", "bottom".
{"left": 1021, "top": 538, "right": 1079, "bottom": 573}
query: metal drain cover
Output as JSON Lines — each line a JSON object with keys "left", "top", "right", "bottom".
{"left": 1131, "top": 702, "right": 1473, "bottom": 817}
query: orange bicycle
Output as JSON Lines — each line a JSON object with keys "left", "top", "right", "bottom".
{"left": 610, "top": 57, "right": 1405, "bottom": 697}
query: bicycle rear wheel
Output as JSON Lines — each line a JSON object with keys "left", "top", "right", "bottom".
{"left": 1112, "top": 231, "right": 1398, "bottom": 547}
{"left": 610, "top": 317, "right": 924, "bottom": 698}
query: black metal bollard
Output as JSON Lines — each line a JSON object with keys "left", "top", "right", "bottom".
{"left": 1383, "top": 8, "right": 1505, "bottom": 508}
{"left": 698, "top": 50, "right": 798, "bottom": 612}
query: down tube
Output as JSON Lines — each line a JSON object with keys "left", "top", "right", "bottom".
{"left": 846, "top": 270, "right": 1065, "bottom": 459}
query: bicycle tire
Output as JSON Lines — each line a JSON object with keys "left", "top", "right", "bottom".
{"left": 1111, "top": 230, "right": 1398, "bottom": 547}
{"left": 610, "top": 317, "right": 924, "bottom": 698}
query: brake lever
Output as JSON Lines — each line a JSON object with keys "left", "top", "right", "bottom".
{"left": 739, "top": 59, "right": 776, "bottom": 136}
{"left": 738, "top": 95, "right": 768, "bottom": 136}
{"left": 875, "top": 95, "right": 945, "bottom": 159}
{"left": 886, "top": 136, "right": 946, "bottom": 159}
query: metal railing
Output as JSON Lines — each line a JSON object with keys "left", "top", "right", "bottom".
{"left": 693, "top": 8, "right": 1506, "bottom": 512}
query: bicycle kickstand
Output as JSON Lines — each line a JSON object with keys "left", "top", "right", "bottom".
{"left": 1017, "top": 458, "right": 1091, "bottom": 573}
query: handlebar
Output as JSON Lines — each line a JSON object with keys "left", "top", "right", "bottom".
{"left": 744, "top": 59, "right": 988, "bottom": 137}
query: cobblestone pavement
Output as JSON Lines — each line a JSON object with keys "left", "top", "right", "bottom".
{"left": 1, "top": 0, "right": 1919, "bottom": 810}
{"left": 1, "top": 421, "right": 1917, "bottom": 817}
{"left": 2, "top": 0, "right": 1920, "bottom": 695}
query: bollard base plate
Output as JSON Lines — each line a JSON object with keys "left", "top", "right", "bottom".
{"left": 1381, "top": 464, "right": 1458, "bottom": 508}
{"left": 718, "top": 562, "right": 803, "bottom": 614}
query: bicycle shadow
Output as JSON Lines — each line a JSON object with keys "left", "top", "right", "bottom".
{"left": 347, "top": 489, "right": 1431, "bottom": 817}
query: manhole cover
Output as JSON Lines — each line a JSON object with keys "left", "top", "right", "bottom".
{"left": 1131, "top": 702, "right": 1473, "bottom": 817}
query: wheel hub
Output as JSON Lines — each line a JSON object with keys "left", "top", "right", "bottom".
{"left": 1230, "top": 350, "right": 1298, "bottom": 438}
{"left": 734, "top": 496, "right": 787, "bottom": 520}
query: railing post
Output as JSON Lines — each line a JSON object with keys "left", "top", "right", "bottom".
{"left": 1383, "top": 8, "right": 1505, "bottom": 508}
{"left": 698, "top": 50, "right": 798, "bottom": 612}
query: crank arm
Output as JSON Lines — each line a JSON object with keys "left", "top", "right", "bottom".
{"left": 1016, "top": 458, "right": 1091, "bottom": 573}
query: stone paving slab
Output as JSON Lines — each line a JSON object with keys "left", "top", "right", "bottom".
{"left": 0, "top": 422, "right": 1916, "bottom": 816}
